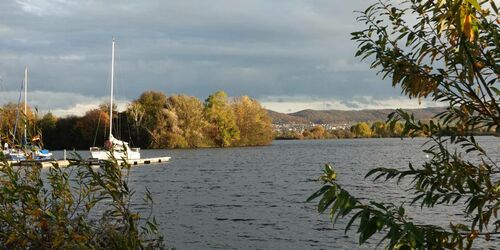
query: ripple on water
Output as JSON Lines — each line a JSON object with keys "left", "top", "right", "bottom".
{"left": 108, "top": 137, "right": 500, "bottom": 249}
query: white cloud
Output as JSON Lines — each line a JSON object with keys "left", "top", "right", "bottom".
{"left": 59, "top": 54, "right": 86, "bottom": 61}
{"left": 0, "top": 90, "right": 130, "bottom": 117}
{"left": 50, "top": 99, "right": 129, "bottom": 117}
{"left": 0, "top": 0, "right": 426, "bottom": 112}
{"left": 1, "top": 90, "right": 445, "bottom": 118}
{"left": 16, "top": 0, "right": 74, "bottom": 16}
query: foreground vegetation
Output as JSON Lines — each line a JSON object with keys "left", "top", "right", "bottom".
{"left": 0, "top": 153, "right": 165, "bottom": 249}
{"left": 309, "top": 0, "right": 499, "bottom": 249}
{"left": 0, "top": 90, "right": 273, "bottom": 150}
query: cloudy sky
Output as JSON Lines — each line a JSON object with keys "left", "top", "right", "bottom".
{"left": 0, "top": 0, "right": 438, "bottom": 116}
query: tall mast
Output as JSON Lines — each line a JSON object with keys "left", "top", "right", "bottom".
{"left": 109, "top": 39, "right": 115, "bottom": 140}
{"left": 24, "top": 66, "right": 28, "bottom": 145}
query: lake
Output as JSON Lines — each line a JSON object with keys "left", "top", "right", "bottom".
{"left": 56, "top": 137, "right": 500, "bottom": 249}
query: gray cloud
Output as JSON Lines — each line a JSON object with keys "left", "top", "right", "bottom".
{"left": 0, "top": 0, "right": 416, "bottom": 115}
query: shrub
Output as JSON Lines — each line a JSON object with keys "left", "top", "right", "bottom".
{"left": 0, "top": 154, "right": 165, "bottom": 249}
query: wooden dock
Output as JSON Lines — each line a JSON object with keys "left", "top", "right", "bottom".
{"left": 6, "top": 156, "right": 171, "bottom": 168}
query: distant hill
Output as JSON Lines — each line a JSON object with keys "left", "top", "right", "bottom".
{"left": 267, "top": 107, "right": 445, "bottom": 125}
{"left": 266, "top": 110, "right": 309, "bottom": 124}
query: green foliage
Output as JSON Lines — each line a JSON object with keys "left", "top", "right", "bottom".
{"left": 135, "top": 91, "right": 168, "bottom": 128}
{"left": 204, "top": 91, "right": 240, "bottom": 147}
{"left": 309, "top": 0, "right": 499, "bottom": 249}
{"left": 37, "top": 113, "right": 57, "bottom": 145}
{"left": 308, "top": 165, "right": 464, "bottom": 249}
{"left": 131, "top": 91, "right": 169, "bottom": 147}
{"left": 0, "top": 154, "right": 165, "bottom": 249}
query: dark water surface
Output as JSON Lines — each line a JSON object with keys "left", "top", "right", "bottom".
{"left": 59, "top": 137, "right": 500, "bottom": 249}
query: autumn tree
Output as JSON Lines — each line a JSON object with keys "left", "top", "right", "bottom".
{"left": 135, "top": 91, "right": 168, "bottom": 127}
{"left": 0, "top": 102, "right": 36, "bottom": 145}
{"left": 350, "top": 122, "right": 372, "bottom": 138}
{"left": 37, "top": 112, "right": 58, "bottom": 149}
{"left": 389, "top": 122, "right": 404, "bottom": 137}
{"left": 371, "top": 120, "right": 388, "bottom": 138}
{"left": 170, "top": 95, "right": 209, "bottom": 147}
{"left": 0, "top": 103, "right": 19, "bottom": 144}
{"left": 129, "top": 91, "right": 168, "bottom": 147}
{"left": 149, "top": 107, "right": 184, "bottom": 149}
{"left": 150, "top": 95, "right": 208, "bottom": 148}
{"left": 331, "top": 128, "right": 354, "bottom": 139}
{"left": 50, "top": 116, "right": 81, "bottom": 149}
{"left": 37, "top": 112, "right": 57, "bottom": 132}
{"left": 309, "top": 0, "right": 499, "bottom": 249}
{"left": 232, "top": 96, "right": 274, "bottom": 146}
{"left": 74, "top": 109, "right": 109, "bottom": 147}
{"left": 98, "top": 102, "right": 117, "bottom": 114}
{"left": 204, "top": 91, "right": 240, "bottom": 147}
{"left": 127, "top": 102, "right": 144, "bottom": 133}
{"left": 304, "top": 125, "right": 329, "bottom": 139}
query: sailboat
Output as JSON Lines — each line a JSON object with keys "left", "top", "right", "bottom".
{"left": 3, "top": 66, "right": 53, "bottom": 161}
{"left": 90, "top": 39, "right": 141, "bottom": 160}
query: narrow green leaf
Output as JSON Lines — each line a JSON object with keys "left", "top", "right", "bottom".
{"left": 306, "top": 185, "right": 332, "bottom": 202}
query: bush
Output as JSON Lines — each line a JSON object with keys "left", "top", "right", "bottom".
{"left": 308, "top": 0, "right": 499, "bottom": 248}
{"left": 0, "top": 154, "right": 165, "bottom": 249}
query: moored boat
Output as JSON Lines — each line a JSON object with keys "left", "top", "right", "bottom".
{"left": 2, "top": 67, "right": 53, "bottom": 161}
{"left": 89, "top": 39, "right": 169, "bottom": 163}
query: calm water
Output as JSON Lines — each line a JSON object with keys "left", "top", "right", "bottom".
{"left": 57, "top": 137, "right": 500, "bottom": 249}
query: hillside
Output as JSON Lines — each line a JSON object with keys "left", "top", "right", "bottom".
{"left": 268, "top": 107, "right": 445, "bottom": 124}
{"left": 266, "top": 110, "right": 309, "bottom": 124}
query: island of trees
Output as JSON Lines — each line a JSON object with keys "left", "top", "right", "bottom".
{"left": 0, "top": 90, "right": 274, "bottom": 150}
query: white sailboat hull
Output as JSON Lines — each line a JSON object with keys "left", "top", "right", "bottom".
{"left": 90, "top": 147, "right": 141, "bottom": 160}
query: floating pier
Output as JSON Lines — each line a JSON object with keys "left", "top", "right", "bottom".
{"left": 6, "top": 156, "right": 171, "bottom": 168}
{"left": 118, "top": 157, "right": 172, "bottom": 166}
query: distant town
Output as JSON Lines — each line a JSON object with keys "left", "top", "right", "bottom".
{"left": 268, "top": 107, "right": 444, "bottom": 134}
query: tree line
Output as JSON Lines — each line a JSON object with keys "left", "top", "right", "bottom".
{"left": 0, "top": 90, "right": 274, "bottom": 150}
{"left": 275, "top": 121, "right": 405, "bottom": 140}
{"left": 277, "top": 119, "right": 496, "bottom": 140}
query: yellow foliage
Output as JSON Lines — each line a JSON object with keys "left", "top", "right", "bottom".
{"left": 71, "top": 234, "right": 88, "bottom": 241}
{"left": 131, "top": 213, "right": 141, "bottom": 220}
{"left": 462, "top": 14, "right": 475, "bottom": 42}
{"left": 6, "top": 233, "right": 17, "bottom": 245}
